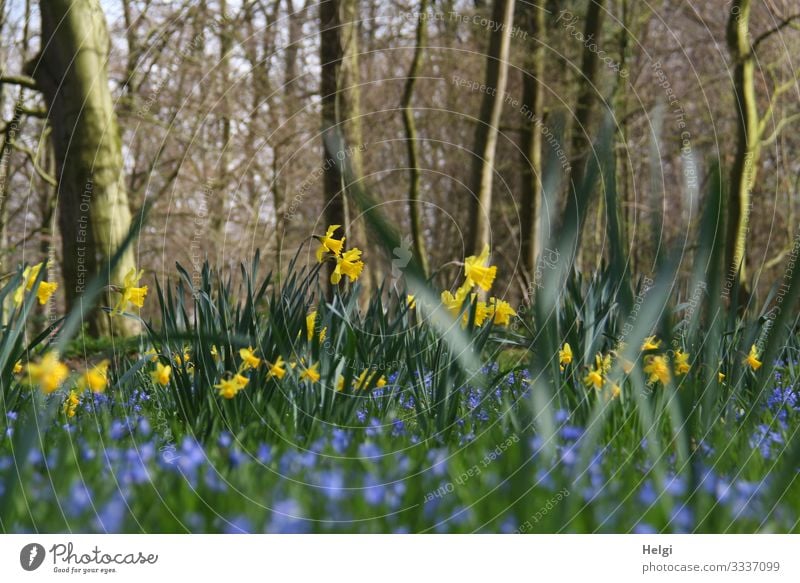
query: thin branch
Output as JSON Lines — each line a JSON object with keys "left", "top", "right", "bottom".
{"left": 9, "top": 141, "right": 57, "bottom": 186}
{"left": 0, "top": 74, "right": 38, "bottom": 91}
{"left": 760, "top": 112, "right": 800, "bottom": 146}
{"left": 753, "top": 13, "right": 800, "bottom": 50}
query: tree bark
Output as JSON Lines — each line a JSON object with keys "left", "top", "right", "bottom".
{"left": 468, "top": 0, "right": 516, "bottom": 257}
{"left": 32, "top": 0, "right": 138, "bottom": 336}
{"left": 726, "top": 0, "right": 758, "bottom": 294}
{"left": 519, "top": 0, "right": 544, "bottom": 282}
{"left": 401, "top": 0, "right": 430, "bottom": 279}
{"left": 320, "top": 0, "right": 346, "bottom": 230}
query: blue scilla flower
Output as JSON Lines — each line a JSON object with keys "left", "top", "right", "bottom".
{"left": 363, "top": 474, "right": 386, "bottom": 506}
{"left": 669, "top": 505, "right": 694, "bottom": 533}
{"left": 138, "top": 418, "right": 151, "bottom": 436}
{"left": 318, "top": 470, "right": 346, "bottom": 501}
{"left": 365, "top": 418, "right": 382, "bottom": 438}
{"left": 391, "top": 419, "right": 406, "bottom": 437}
{"left": 93, "top": 492, "right": 127, "bottom": 533}
{"left": 426, "top": 448, "right": 448, "bottom": 478}
{"left": 560, "top": 425, "right": 583, "bottom": 441}
{"left": 67, "top": 482, "right": 93, "bottom": 518}
{"left": 638, "top": 480, "right": 657, "bottom": 506}
{"left": 331, "top": 428, "right": 350, "bottom": 454}
{"left": 6, "top": 411, "right": 18, "bottom": 421}
{"left": 356, "top": 408, "right": 367, "bottom": 423}
{"left": 203, "top": 466, "right": 227, "bottom": 492}
{"left": 633, "top": 522, "right": 658, "bottom": 534}
{"left": 267, "top": 498, "right": 308, "bottom": 534}
{"left": 664, "top": 474, "right": 687, "bottom": 497}
{"left": 222, "top": 515, "right": 252, "bottom": 534}
{"left": 109, "top": 420, "right": 129, "bottom": 440}
{"left": 358, "top": 441, "right": 381, "bottom": 460}
{"left": 256, "top": 443, "right": 272, "bottom": 464}
{"left": 217, "top": 431, "right": 233, "bottom": 448}
{"left": 229, "top": 448, "right": 247, "bottom": 468}
{"left": 278, "top": 450, "right": 317, "bottom": 474}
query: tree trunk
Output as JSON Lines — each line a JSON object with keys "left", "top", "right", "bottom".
{"left": 519, "top": 0, "right": 544, "bottom": 282}
{"left": 33, "top": 0, "right": 139, "bottom": 337}
{"left": 468, "top": 0, "right": 516, "bottom": 257}
{"left": 726, "top": 0, "right": 758, "bottom": 295}
{"left": 320, "top": 0, "right": 346, "bottom": 230}
{"left": 568, "top": 0, "right": 605, "bottom": 265}
{"left": 401, "top": 0, "right": 430, "bottom": 279}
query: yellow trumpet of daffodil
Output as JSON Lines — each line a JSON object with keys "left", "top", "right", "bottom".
{"left": 300, "top": 363, "right": 321, "bottom": 383}
{"left": 744, "top": 344, "right": 762, "bottom": 371}
{"left": 488, "top": 298, "right": 516, "bottom": 326}
{"left": 216, "top": 376, "right": 245, "bottom": 399}
{"left": 315, "top": 225, "right": 345, "bottom": 262}
{"left": 62, "top": 390, "right": 80, "bottom": 418}
{"left": 14, "top": 262, "right": 58, "bottom": 306}
{"left": 674, "top": 350, "right": 691, "bottom": 376}
{"left": 267, "top": 356, "right": 287, "bottom": 380}
{"left": 464, "top": 245, "right": 497, "bottom": 292}
{"left": 151, "top": 362, "right": 172, "bottom": 386}
{"left": 114, "top": 267, "right": 148, "bottom": 313}
{"left": 559, "top": 343, "right": 573, "bottom": 367}
{"left": 331, "top": 248, "right": 365, "bottom": 284}
{"left": 24, "top": 352, "right": 69, "bottom": 394}
{"left": 239, "top": 347, "right": 261, "bottom": 370}
{"left": 643, "top": 355, "right": 670, "bottom": 385}
{"left": 78, "top": 359, "right": 110, "bottom": 393}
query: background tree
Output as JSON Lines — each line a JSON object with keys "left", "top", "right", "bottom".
{"left": 31, "top": 0, "right": 138, "bottom": 336}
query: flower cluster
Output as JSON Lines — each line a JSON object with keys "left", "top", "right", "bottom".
{"left": 315, "top": 225, "right": 365, "bottom": 285}
{"left": 432, "top": 246, "right": 516, "bottom": 327}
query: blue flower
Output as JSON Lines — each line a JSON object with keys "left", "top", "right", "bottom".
{"left": 256, "top": 443, "right": 272, "bottom": 464}
{"left": 223, "top": 515, "right": 252, "bottom": 534}
{"left": 267, "top": 499, "right": 308, "bottom": 534}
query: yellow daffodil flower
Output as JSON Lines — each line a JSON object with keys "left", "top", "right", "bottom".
{"left": 62, "top": 390, "right": 80, "bottom": 418}
{"left": 583, "top": 368, "right": 604, "bottom": 389}
{"left": 718, "top": 371, "right": 726, "bottom": 383}
{"left": 13, "top": 361, "right": 23, "bottom": 375}
{"left": 464, "top": 245, "right": 497, "bottom": 292}
{"left": 641, "top": 336, "right": 661, "bottom": 351}
{"left": 644, "top": 355, "right": 670, "bottom": 385}
{"left": 674, "top": 350, "right": 690, "bottom": 376}
{"left": 331, "top": 248, "right": 365, "bottom": 284}
{"left": 216, "top": 377, "right": 244, "bottom": 399}
{"left": 239, "top": 347, "right": 261, "bottom": 370}
{"left": 300, "top": 363, "right": 321, "bottom": 383}
{"left": 489, "top": 298, "right": 516, "bottom": 326}
{"left": 114, "top": 268, "right": 148, "bottom": 313}
{"left": 151, "top": 362, "right": 172, "bottom": 386}
{"left": 24, "top": 352, "right": 69, "bottom": 394}
{"left": 354, "top": 369, "right": 387, "bottom": 390}
{"left": 306, "top": 311, "right": 327, "bottom": 342}
{"left": 406, "top": 295, "right": 416, "bottom": 309}
{"left": 78, "top": 359, "right": 110, "bottom": 393}
{"left": 559, "top": 343, "right": 573, "bottom": 367}
{"left": 36, "top": 281, "right": 58, "bottom": 305}
{"left": 267, "top": 356, "right": 286, "bottom": 380}
{"left": 315, "top": 225, "right": 345, "bottom": 262}
{"left": 233, "top": 373, "right": 249, "bottom": 388}
{"left": 744, "top": 344, "right": 762, "bottom": 371}
{"left": 210, "top": 345, "right": 219, "bottom": 363}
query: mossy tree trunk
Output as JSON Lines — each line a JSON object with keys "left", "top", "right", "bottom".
{"left": 519, "top": 0, "right": 544, "bottom": 282}
{"left": 725, "top": 0, "right": 758, "bottom": 295}
{"left": 401, "top": 0, "right": 430, "bottom": 279}
{"left": 33, "top": 0, "right": 138, "bottom": 337}
{"left": 468, "top": 0, "right": 516, "bottom": 257}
